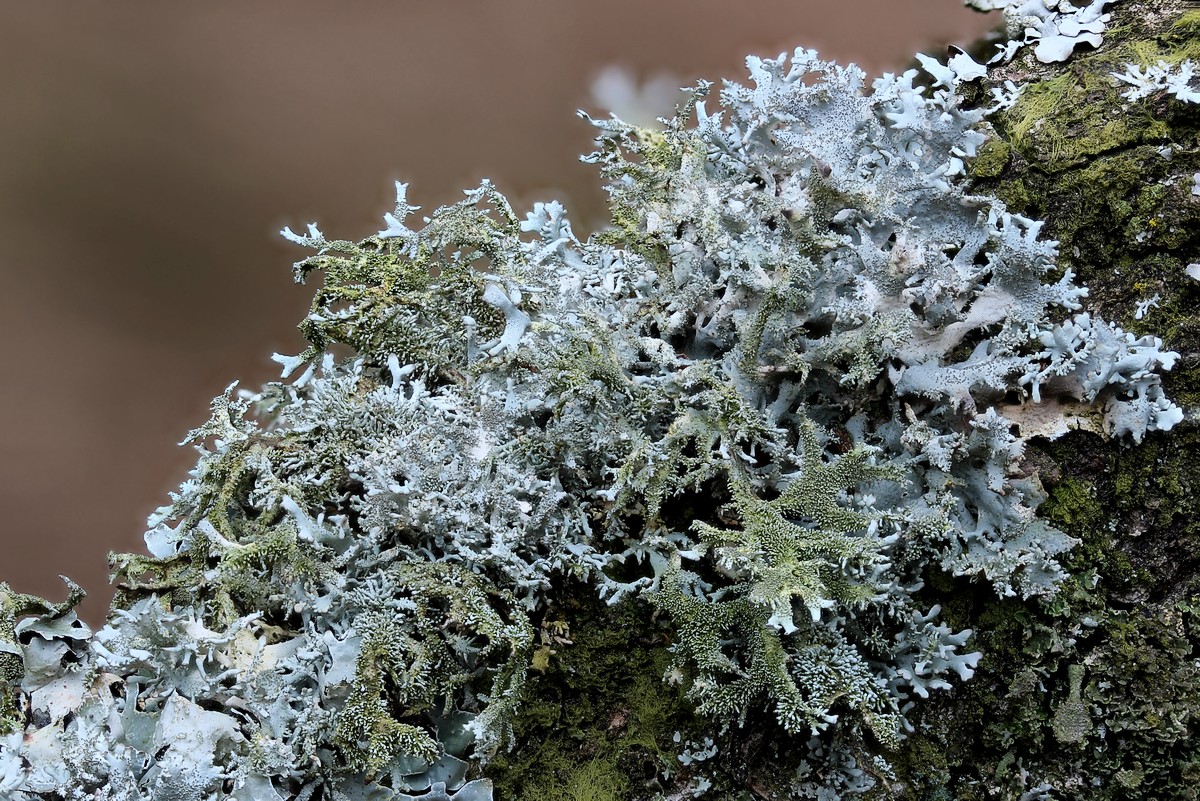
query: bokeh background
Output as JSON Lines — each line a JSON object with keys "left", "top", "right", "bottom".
{"left": 0, "top": 1, "right": 998, "bottom": 625}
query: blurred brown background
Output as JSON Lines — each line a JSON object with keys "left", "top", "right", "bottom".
{"left": 0, "top": 1, "right": 996, "bottom": 625}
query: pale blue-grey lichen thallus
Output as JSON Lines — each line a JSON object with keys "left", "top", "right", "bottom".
{"left": 0, "top": 23, "right": 1178, "bottom": 801}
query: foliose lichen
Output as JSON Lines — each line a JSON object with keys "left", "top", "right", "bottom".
{"left": 966, "top": 0, "right": 1116, "bottom": 64}
{"left": 1114, "top": 58, "right": 1200, "bottom": 102}
{"left": 0, "top": 2, "right": 1187, "bottom": 799}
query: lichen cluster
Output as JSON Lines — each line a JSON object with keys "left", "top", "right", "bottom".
{"left": 965, "top": 0, "right": 1116, "bottom": 64}
{"left": 2, "top": 1, "right": 1195, "bottom": 799}
{"left": 885, "top": 2, "right": 1200, "bottom": 798}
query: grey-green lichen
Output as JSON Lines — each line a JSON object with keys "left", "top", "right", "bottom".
{"left": 882, "top": 3, "right": 1200, "bottom": 796}
{"left": 0, "top": 2, "right": 1193, "bottom": 799}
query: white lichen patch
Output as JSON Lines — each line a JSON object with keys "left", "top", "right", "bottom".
{"left": 970, "top": 0, "right": 1117, "bottom": 64}
{"left": 1114, "top": 59, "right": 1200, "bottom": 103}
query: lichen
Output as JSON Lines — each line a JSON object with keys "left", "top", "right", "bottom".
{"left": 0, "top": 2, "right": 1193, "bottom": 799}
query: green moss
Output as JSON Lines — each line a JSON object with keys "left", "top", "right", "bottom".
{"left": 970, "top": 138, "right": 1011, "bottom": 179}
{"left": 1146, "top": 20, "right": 1200, "bottom": 65}
{"left": 484, "top": 582, "right": 815, "bottom": 799}
{"left": 1111, "top": 426, "right": 1200, "bottom": 550}
{"left": 1078, "top": 610, "right": 1200, "bottom": 798}
{"left": 485, "top": 589, "right": 694, "bottom": 800}
{"left": 886, "top": 733, "right": 953, "bottom": 800}
{"left": 0, "top": 650, "right": 21, "bottom": 735}
{"left": 995, "top": 21, "right": 1200, "bottom": 179}
{"left": 999, "top": 68, "right": 1158, "bottom": 174}
{"left": 561, "top": 759, "right": 632, "bottom": 801}
{"left": 494, "top": 747, "right": 633, "bottom": 801}
{"left": 1172, "top": 10, "right": 1200, "bottom": 39}
{"left": 1042, "top": 476, "right": 1103, "bottom": 531}
{"left": 332, "top": 611, "right": 440, "bottom": 775}
{"left": 994, "top": 177, "right": 1031, "bottom": 212}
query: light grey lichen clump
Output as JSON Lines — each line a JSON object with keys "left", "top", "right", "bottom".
{"left": 1113, "top": 58, "right": 1200, "bottom": 103}
{"left": 0, "top": 41, "right": 1180, "bottom": 801}
{"left": 966, "top": 0, "right": 1115, "bottom": 63}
